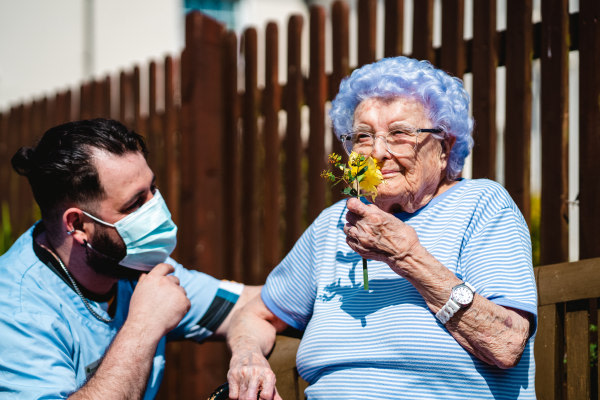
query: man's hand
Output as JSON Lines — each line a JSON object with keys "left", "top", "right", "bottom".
{"left": 227, "top": 350, "right": 281, "bottom": 400}
{"left": 69, "top": 263, "right": 190, "bottom": 399}
{"left": 126, "top": 263, "right": 191, "bottom": 339}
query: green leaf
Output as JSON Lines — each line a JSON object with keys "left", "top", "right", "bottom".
{"left": 342, "top": 187, "right": 354, "bottom": 195}
{"left": 342, "top": 187, "right": 358, "bottom": 197}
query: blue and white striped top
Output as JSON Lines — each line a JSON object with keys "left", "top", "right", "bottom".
{"left": 262, "top": 178, "right": 537, "bottom": 399}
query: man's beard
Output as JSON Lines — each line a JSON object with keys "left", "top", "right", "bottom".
{"left": 85, "top": 227, "right": 142, "bottom": 280}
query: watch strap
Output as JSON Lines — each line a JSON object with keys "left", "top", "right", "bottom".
{"left": 435, "top": 298, "right": 460, "bottom": 324}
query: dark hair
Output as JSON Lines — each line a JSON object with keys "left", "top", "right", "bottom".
{"left": 11, "top": 118, "right": 148, "bottom": 220}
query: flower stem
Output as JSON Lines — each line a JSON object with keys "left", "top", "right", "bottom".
{"left": 356, "top": 176, "right": 369, "bottom": 291}
{"left": 362, "top": 257, "right": 369, "bottom": 290}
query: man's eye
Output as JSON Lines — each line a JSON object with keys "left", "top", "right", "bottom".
{"left": 128, "top": 198, "right": 144, "bottom": 212}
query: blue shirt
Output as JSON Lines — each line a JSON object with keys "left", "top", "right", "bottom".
{"left": 263, "top": 179, "right": 537, "bottom": 399}
{"left": 0, "top": 223, "right": 242, "bottom": 399}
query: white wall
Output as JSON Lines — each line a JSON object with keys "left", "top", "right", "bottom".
{"left": 0, "top": 0, "right": 183, "bottom": 111}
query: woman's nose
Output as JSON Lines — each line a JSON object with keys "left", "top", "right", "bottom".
{"left": 371, "top": 136, "right": 390, "bottom": 160}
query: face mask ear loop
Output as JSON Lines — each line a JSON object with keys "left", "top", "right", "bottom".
{"left": 81, "top": 210, "right": 116, "bottom": 228}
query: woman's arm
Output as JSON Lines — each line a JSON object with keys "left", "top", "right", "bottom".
{"left": 344, "top": 198, "right": 532, "bottom": 369}
{"left": 227, "top": 293, "right": 289, "bottom": 400}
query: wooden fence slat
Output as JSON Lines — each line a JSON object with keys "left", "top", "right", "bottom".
{"left": 241, "top": 27, "right": 261, "bottom": 285}
{"left": 284, "top": 14, "right": 304, "bottom": 254}
{"left": 0, "top": 112, "right": 8, "bottom": 210}
{"left": 44, "top": 95, "right": 54, "bottom": 134}
{"left": 119, "top": 70, "right": 132, "bottom": 125}
{"left": 147, "top": 61, "right": 166, "bottom": 191}
{"left": 133, "top": 66, "right": 142, "bottom": 133}
{"left": 263, "top": 22, "right": 281, "bottom": 278}
{"left": 357, "top": 0, "right": 377, "bottom": 66}
{"left": 504, "top": 0, "right": 532, "bottom": 222}
{"left": 330, "top": 1, "right": 350, "bottom": 100}
{"left": 7, "top": 107, "right": 19, "bottom": 232}
{"left": 565, "top": 307, "right": 590, "bottom": 399}
{"left": 221, "top": 32, "right": 241, "bottom": 282}
{"left": 80, "top": 82, "right": 93, "bottom": 120}
{"left": 440, "top": 0, "right": 465, "bottom": 77}
{"left": 30, "top": 100, "right": 41, "bottom": 151}
{"left": 17, "top": 104, "right": 33, "bottom": 232}
{"left": 219, "top": 32, "right": 241, "bottom": 282}
{"left": 329, "top": 1, "right": 349, "bottom": 205}
{"left": 540, "top": 0, "right": 569, "bottom": 265}
{"left": 384, "top": 0, "right": 404, "bottom": 57}
{"left": 471, "top": 0, "right": 497, "bottom": 179}
{"left": 55, "top": 90, "right": 72, "bottom": 125}
{"left": 179, "top": 12, "right": 228, "bottom": 398}
{"left": 412, "top": 0, "right": 434, "bottom": 63}
{"left": 307, "top": 6, "right": 327, "bottom": 224}
{"left": 163, "top": 56, "right": 180, "bottom": 234}
{"left": 156, "top": 56, "right": 182, "bottom": 400}
{"left": 54, "top": 92, "right": 64, "bottom": 126}
{"left": 578, "top": 0, "right": 600, "bottom": 259}
{"left": 91, "top": 79, "right": 105, "bottom": 118}
{"left": 535, "top": 304, "right": 562, "bottom": 400}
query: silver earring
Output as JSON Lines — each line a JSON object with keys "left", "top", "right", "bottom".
{"left": 67, "top": 229, "right": 75, "bottom": 235}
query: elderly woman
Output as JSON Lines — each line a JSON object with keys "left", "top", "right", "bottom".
{"left": 227, "top": 57, "right": 537, "bottom": 400}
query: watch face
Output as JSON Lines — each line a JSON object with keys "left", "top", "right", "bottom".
{"left": 453, "top": 285, "right": 474, "bottom": 307}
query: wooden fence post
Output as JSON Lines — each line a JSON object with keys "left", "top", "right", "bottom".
{"left": 262, "top": 22, "right": 282, "bottom": 279}
{"left": 440, "top": 0, "right": 465, "bottom": 78}
{"left": 283, "top": 15, "right": 304, "bottom": 254}
{"left": 504, "top": 0, "right": 533, "bottom": 223}
{"left": 329, "top": 1, "right": 349, "bottom": 205}
{"left": 241, "top": 27, "right": 260, "bottom": 284}
{"left": 471, "top": 0, "right": 497, "bottom": 180}
{"left": 358, "top": 0, "right": 377, "bottom": 67}
{"left": 540, "top": 0, "right": 569, "bottom": 265}
{"left": 384, "top": 0, "right": 404, "bottom": 58}
{"left": 307, "top": 5, "right": 327, "bottom": 224}
{"left": 177, "top": 11, "right": 228, "bottom": 398}
{"left": 579, "top": 0, "right": 600, "bottom": 260}
{"left": 412, "top": 0, "right": 435, "bottom": 63}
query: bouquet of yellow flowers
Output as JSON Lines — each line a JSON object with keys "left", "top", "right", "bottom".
{"left": 321, "top": 152, "right": 383, "bottom": 289}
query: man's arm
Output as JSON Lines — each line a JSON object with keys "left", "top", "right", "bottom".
{"left": 226, "top": 293, "right": 289, "bottom": 400}
{"left": 212, "top": 284, "right": 262, "bottom": 338}
{"left": 69, "top": 263, "right": 190, "bottom": 399}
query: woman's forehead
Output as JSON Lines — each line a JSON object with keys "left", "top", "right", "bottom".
{"left": 353, "top": 96, "right": 429, "bottom": 124}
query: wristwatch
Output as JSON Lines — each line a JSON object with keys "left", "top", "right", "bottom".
{"left": 435, "top": 282, "right": 476, "bottom": 324}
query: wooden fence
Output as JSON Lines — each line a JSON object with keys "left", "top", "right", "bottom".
{"left": 0, "top": 0, "right": 599, "bottom": 398}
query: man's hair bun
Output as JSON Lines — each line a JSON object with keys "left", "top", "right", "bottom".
{"left": 11, "top": 146, "right": 36, "bottom": 177}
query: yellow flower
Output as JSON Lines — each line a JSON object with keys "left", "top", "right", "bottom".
{"left": 348, "top": 152, "right": 383, "bottom": 199}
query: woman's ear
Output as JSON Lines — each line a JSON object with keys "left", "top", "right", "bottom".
{"left": 441, "top": 135, "right": 456, "bottom": 159}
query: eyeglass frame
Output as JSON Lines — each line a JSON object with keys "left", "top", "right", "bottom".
{"left": 339, "top": 127, "right": 444, "bottom": 156}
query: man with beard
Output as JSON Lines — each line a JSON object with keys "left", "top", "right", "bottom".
{"left": 0, "top": 119, "right": 260, "bottom": 399}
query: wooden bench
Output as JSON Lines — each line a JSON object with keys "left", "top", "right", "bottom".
{"left": 268, "top": 257, "right": 600, "bottom": 400}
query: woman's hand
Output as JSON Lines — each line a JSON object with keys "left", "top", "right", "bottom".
{"left": 226, "top": 295, "right": 287, "bottom": 400}
{"left": 344, "top": 198, "right": 421, "bottom": 275}
{"left": 227, "top": 349, "right": 281, "bottom": 400}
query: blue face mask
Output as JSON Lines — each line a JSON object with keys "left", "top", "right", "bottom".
{"left": 81, "top": 190, "right": 177, "bottom": 271}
